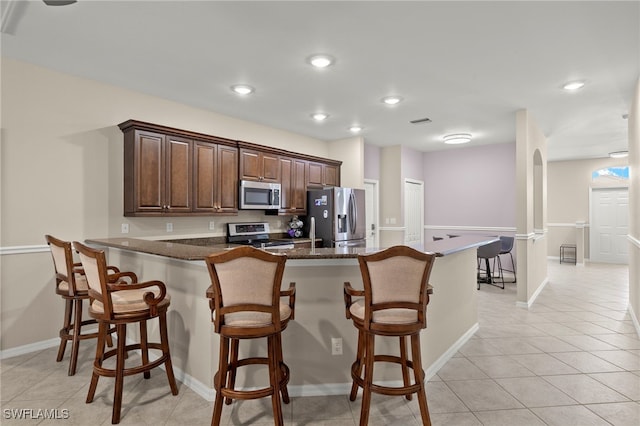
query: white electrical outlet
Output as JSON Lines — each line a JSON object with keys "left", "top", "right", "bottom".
{"left": 331, "top": 337, "right": 343, "bottom": 355}
{"left": 209, "top": 221, "right": 215, "bottom": 231}
{"left": 166, "top": 222, "right": 173, "bottom": 232}
{"left": 121, "top": 223, "right": 129, "bottom": 234}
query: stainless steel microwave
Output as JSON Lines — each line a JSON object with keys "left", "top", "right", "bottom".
{"left": 239, "top": 180, "right": 281, "bottom": 210}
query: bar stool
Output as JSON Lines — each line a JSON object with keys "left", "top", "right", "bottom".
{"left": 204, "top": 246, "right": 296, "bottom": 426}
{"left": 344, "top": 245, "right": 436, "bottom": 426}
{"left": 74, "top": 241, "right": 179, "bottom": 424}
{"left": 45, "top": 235, "right": 122, "bottom": 376}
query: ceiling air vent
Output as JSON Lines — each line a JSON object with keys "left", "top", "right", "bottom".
{"left": 409, "top": 117, "right": 432, "bottom": 124}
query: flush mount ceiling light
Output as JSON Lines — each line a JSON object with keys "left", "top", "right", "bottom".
{"left": 443, "top": 133, "right": 472, "bottom": 145}
{"left": 349, "top": 126, "right": 363, "bottom": 133}
{"left": 311, "top": 112, "right": 329, "bottom": 121}
{"left": 609, "top": 150, "right": 629, "bottom": 158}
{"left": 381, "top": 96, "right": 403, "bottom": 105}
{"left": 308, "top": 54, "right": 335, "bottom": 68}
{"left": 43, "top": 0, "right": 77, "bottom": 5}
{"left": 562, "top": 80, "right": 586, "bottom": 91}
{"left": 230, "top": 85, "right": 254, "bottom": 95}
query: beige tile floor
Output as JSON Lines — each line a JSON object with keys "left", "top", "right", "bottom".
{"left": 1, "top": 261, "right": 639, "bottom": 425}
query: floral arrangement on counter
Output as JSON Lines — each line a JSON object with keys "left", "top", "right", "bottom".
{"left": 287, "top": 215, "right": 304, "bottom": 238}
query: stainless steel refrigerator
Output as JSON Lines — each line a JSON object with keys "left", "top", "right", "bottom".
{"left": 306, "top": 187, "right": 366, "bottom": 248}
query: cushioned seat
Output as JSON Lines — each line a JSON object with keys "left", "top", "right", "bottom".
{"left": 344, "top": 245, "right": 436, "bottom": 426}
{"left": 45, "top": 234, "right": 121, "bottom": 376}
{"left": 204, "top": 246, "right": 296, "bottom": 426}
{"left": 74, "top": 241, "right": 178, "bottom": 424}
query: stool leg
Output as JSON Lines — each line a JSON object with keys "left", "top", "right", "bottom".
{"left": 158, "top": 312, "right": 178, "bottom": 395}
{"left": 410, "top": 334, "right": 431, "bottom": 426}
{"left": 212, "top": 336, "right": 230, "bottom": 426}
{"left": 57, "top": 299, "right": 73, "bottom": 362}
{"left": 359, "top": 333, "right": 375, "bottom": 426}
{"left": 140, "top": 320, "right": 150, "bottom": 379}
{"left": 274, "top": 332, "right": 290, "bottom": 404}
{"left": 87, "top": 320, "right": 107, "bottom": 404}
{"left": 112, "top": 323, "right": 127, "bottom": 424}
{"left": 68, "top": 299, "right": 83, "bottom": 376}
{"left": 224, "top": 338, "right": 239, "bottom": 405}
{"left": 267, "top": 335, "right": 284, "bottom": 426}
{"left": 399, "top": 336, "right": 412, "bottom": 401}
{"left": 350, "top": 330, "right": 365, "bottom": 401}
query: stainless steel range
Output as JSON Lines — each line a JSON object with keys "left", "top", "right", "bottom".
{"left": 227, "top": 222, "right": 294, "bottom": 249}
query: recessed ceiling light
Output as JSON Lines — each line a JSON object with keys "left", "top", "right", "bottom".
{"left": 562, "top": 80, "right": 586, "bottom": 91}
{"left": 381, "top": 96, "right": 403, "bottom": 105}
{"left": 230, "top": 85, "right": 254, "bottom": 95}
{"left": 311, "top": 112, "right": 329, "bottom": 121}
{"left": 609, "top": 150, "right": 628, "bottom": 158}
{"left": 443, "top": 133, "right": 472, "bottom": 144}
{"left": 349, "top": 126, "right": 363, "bottom": 133}
{"left": 308, "top": 54, "right": 334, "bottom": 68}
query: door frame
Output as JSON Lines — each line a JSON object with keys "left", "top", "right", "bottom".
{"left": 364, "top": 179, "right": 379, "bottom": 248}
{"left": 404, "top": 178, "right": 425, "bottom": 245}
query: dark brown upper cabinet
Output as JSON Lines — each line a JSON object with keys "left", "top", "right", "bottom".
{"left": 239, "top": 147, "right": 280, "bottom": 182}
{"left": 307, "top": 161, "right": 340, "bottom": 188}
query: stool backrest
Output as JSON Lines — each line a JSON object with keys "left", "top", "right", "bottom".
{"left": 478, "top": 240, "right": 502, "bottom": 259}
{"left": 73, "top": 241, "right": 113, "bottom": 318}
{"left": 205, "top": 246, "right": 286, "bottom": 335}
{"left": 45, "top": 234, "right": 78, "bottom": 296}
{"left": 357, "top": 245, "right": 436, "bottom": 333}
{"left": 499, "top": 236, "right": 514, "bottom": 253}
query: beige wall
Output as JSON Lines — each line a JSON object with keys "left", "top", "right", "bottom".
{"left": 328, "top": 136, "right": 365, "bottom": 189}
{"left": 379, "top": 145, "right": 404, "bottom": 247}
{"left": 515, "top": 110, "right": 548, "bottom": 305}
{"left": 0, "top": 59, "right": 343, "bottom": 350}
{"left": 629, "top": 77, "right": 640, "bottom": 328}
{"left": 547, "top": 157, "right": 629, "bottom": 261}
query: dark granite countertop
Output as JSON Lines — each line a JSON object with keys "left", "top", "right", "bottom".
{"left": 85, "top": 235, "right": 499, "bottom": 261}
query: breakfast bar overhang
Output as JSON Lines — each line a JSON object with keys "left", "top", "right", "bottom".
{"left": 85, "top": 236, "right": 497, "bottom": 400}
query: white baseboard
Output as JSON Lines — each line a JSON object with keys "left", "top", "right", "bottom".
{"left": 628, "top": 304, "right": 640, "bottom": 339}
{"left": 0, "top": 338, "right": 59, "bottom": 360}
{"left": 515, "top": 276, "right": 549, "bottom": 309}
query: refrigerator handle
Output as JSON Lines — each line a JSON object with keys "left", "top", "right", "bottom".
{"left": 349, "top": 192, "right": 357, "bottom": 234}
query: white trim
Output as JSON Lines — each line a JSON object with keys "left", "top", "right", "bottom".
{"left": 425, "top": 225, "right": 516, "bottom": 233}
{"left": 0, "top": 338, "right": 59, "bottom": 359}
{"left": 628, "top": 304, "right": 640, "bottom": 339}
{"left": 515, "top": 277, "right": 549, "bottom": 309}
{"left": 629, "top": 234, "right": 640, "bottom": 249}
{"left": 547, "top": 222, "right": 590, "bottom": 228}
{"left": 515, "top": 232, "right": 535, "bottom": 240}
{"left": 364, "top": 179, "right": 380, "bottom": 249}
{"left": 0, "top": 244, "right": 50, "bottom": 255}
{"left": 378, "top": 226, "right": 406, "bottom": 232}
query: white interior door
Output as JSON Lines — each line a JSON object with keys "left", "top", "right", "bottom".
{"left": 364, "top": 180, "right": 379, "bottom": 248}
{"left": 590, "top": 188, "right": 628, "bottom": 264}
{"left": 404, "top": 179, "right": 424, "bottom": 245}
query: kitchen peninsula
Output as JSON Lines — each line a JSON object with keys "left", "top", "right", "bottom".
{"left": 85, "top": 235, "right": 496, "bottom": 400}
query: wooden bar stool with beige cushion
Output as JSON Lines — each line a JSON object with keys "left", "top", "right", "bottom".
{"left": 204, "top": 246, "right": 296, "bottom": 426}
{"left": 344, "top": 245, "right": 436, "bottom": 426}
{"left": 74, "top": 241, "right": 179, "bottom": 424}
{"left": 45, "top": 234, "right": 123, "bottom": 376}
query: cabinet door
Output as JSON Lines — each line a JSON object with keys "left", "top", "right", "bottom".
{"left": 240, "top": 149, "right": 261, "bottom": 181}
{"left": 307, "top": 161, "right": 324, "bottom": 187}
{"left": 193, "top": 141, "right": 216, "bottom": 212}
{"left": 261, "top": 153, "right": 280, "bottom": 182}
{"left": 216, "top": 145, "right": 238, "bottom": 213}
{"left": 164, "top": 136, "right": 192, "bottom": 213}
{"left": 135, "top": 130, "right": 165, "bottom": 213}
{"left": 323, "top": 164, "right": 340, "bottom": 187}
{"left": 279, "top": 157, "right": 293, "bottom": 211}
{"left": 291, "top": 159, "right": 307, "bottom": 212}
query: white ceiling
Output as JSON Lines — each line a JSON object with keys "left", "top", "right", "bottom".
{"left": 2, "top": 0, "right": 638, "bottom": 161}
